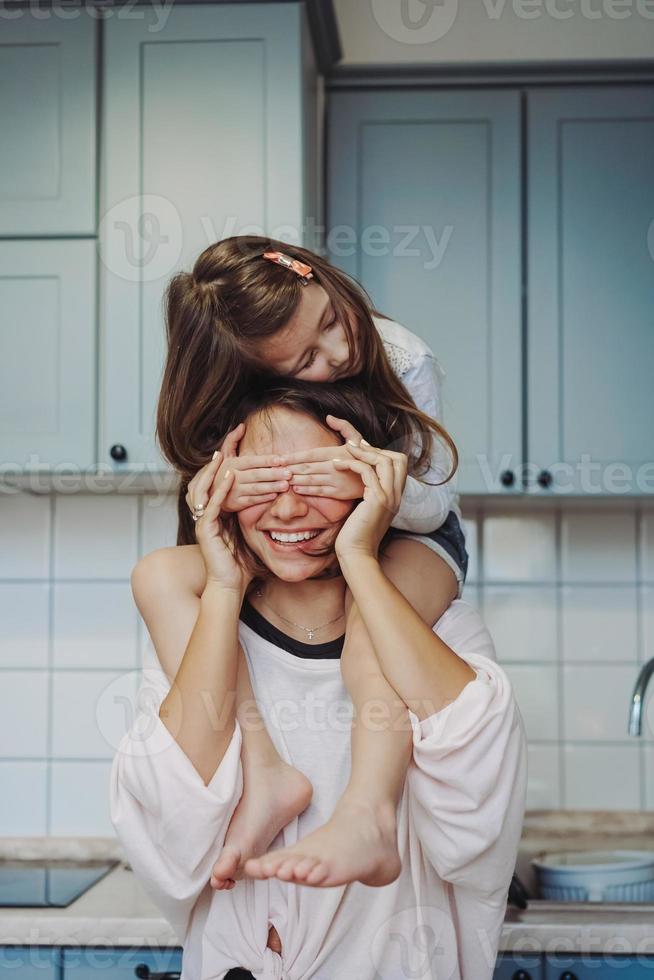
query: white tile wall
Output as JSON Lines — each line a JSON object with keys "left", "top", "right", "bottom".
{"left": 560, "top": 586, "right": 638, "bottom": 663}
{"left": 0, "top": 492, "right": 651, "bottom": 834}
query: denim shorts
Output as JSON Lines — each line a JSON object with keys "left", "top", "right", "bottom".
{"left": 389, "top": 510, "right": 468, "bottom": 598}
{"left": 224, "top": 970, "right": 255, "bottom": 979}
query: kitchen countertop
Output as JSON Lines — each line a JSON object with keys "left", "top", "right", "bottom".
{"left": 1, "top": 811, "right": 653, "bottom": 953}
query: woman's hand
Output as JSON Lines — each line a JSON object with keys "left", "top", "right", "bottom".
{"left": 333, "top": 440, "right": 408, "bottom": 560}
{"left": 193, "top": 453, "right": 249, "bottom": 594}
{"left": 185, "top": 423, "right": 292, "bottom": 518}
{"left": 284, "top": 415, "right": 366, "bottom": 500}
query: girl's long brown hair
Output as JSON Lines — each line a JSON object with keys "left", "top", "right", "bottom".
{"left": 156, "top": 235, "right": 458, "bottom": 546}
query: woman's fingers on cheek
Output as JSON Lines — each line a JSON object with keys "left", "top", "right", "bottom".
{"left": 325, "top": 415, "right": 361, "bottom": 441}
{"left": 345, "top": 442, "right": 379, "bottom": 463}
{"left": 208, "top": 469, "right": 235, "bottom": 512}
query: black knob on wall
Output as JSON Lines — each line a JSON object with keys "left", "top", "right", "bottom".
{"left": 537, "top": 469, "right": 553, "bottom": 489}
{"left": 109, "top": 444, "right": 128, "bottom": 462}
{"left": 560, "top": 973, "right": 579, "bottom": 980}
{"left": 511, "top": 971, "right": 532, "bottom": 980}
{"left": 500, "top": 469, "right": 515, "bottom": 488}
{"left": 134, "top": 966, "right": 181, "bottom": 980}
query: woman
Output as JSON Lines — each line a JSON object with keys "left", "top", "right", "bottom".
{"left": 159, "top": 238, "right": 469, "bottom": 891}
{"left": 110, "top": 382, "right": 527, "bottom": 980}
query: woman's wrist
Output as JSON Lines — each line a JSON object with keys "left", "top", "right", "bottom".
{"left": 337, "top": 550, "right": 380, "bottom": 589}
{"left": 201, "top": 577, "right": 247, "bottom": 609}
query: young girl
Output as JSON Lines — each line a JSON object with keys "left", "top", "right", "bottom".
{"left": 155, "top": 236, "right": 469, "bottom": 892}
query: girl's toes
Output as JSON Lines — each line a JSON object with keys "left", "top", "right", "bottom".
{"left": 291, "top": 856, "right": 319, "bottom": 880}
{"left": 306, "top": 861, "right": 329, "bottom": 886}
{"left": 259, "top": 852, "right": 286, "bottom": 877}
{"left": 276, "top": 857, "right": 299, "bottom": 880}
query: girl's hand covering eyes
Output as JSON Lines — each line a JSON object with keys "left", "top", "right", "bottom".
{"left": 332, "top": 440, "right": 408, "bottom": 560}
{"left": 285, "top": 415, "right": 400, "bottom": 503}
{"left": 185, "top": 422, "right": 293, "bottom": 517}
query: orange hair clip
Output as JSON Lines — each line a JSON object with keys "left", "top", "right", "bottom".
{"left": 262, "top": 250, "right": 314, "bottom": 285}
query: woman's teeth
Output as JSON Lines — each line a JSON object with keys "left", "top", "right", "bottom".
{"left": 269, "top": 530, "right": 320, "bottom": 543}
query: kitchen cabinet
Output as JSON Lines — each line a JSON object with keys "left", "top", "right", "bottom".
{"left": 0, "top": 946, "right": 58, "bottom": 980}
{"left": 544, "top": 954, "right": 654, "bottom": 977}
{"left": 494, "top": 953, "right": 544, "bottom": 978}
{"left": 328, "top": 89, "right": 522, "bottom": 495}
{"left": 0, "top": 16, "right": 96, "bottom": 236}
{"left": 0, "top": 240, "right": 96, "bottom": 469}
{"left": 494, "top": 953, "right": 654, "bottom": 978}
{"left": 61, "top": 947, "right": 182, "bottom": 980}
{"left": 100, "top": 3, "right": 321, "bottom": 471}
{"left": 328, "top": 83, "right": 654, "bottom": 498}
{"left": 527, "top": 86, "right": 654, "bottom": 496}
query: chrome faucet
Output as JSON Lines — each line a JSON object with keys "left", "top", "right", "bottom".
{"left": 628, "top": 658, "right": 654, "bottom": 736}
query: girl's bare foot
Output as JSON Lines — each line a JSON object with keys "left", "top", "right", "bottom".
{"left": 210, "top": 761, "right": 313, "bottom": 890}
{"left": 243, "top": 795, "right": 401, "bottom": 888}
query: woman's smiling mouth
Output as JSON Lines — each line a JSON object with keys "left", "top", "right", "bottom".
{"left": 261, "top": 527, "right": 331, "bottom": 552}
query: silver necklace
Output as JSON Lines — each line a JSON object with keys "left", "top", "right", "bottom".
{"left": 254, "top": 588, "right": 344, "bottom": 642}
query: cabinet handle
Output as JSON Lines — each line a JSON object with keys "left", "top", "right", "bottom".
{"left": 537, "top": 469, "right": 552, "bottom": 489}
{"left": 511, "top": 971, "right": 532, "bottom": 980}
{"left": 110, "top": 443, "right": 128, "bottom": 462}
{"left": 500, "top": 469, "right": 515, "bottom": 488}
{"left": 134, "top": 966, "right": 180, "bottom": 980}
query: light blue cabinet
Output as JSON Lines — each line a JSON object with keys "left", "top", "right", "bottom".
{"left": 0, "top": 240, "right": 96, "bottom": 469}
{"left": 494, "top": 953, "right": 544, "bottom": 978}
{"left": 0, "top": 946, "right": 59, "bottom": 980}
{"left": 61, "top": 947, "right": 182, "bottom": 980}
{"left": 328, "top": 90, "right": 523, "bottom": 495}
{"left": 527, "top": 86, "right": 654, "bottom": 496}
{"left": 544, "top": 954, "right": 654, "bottom": 977}
{"left": 0, "top": 16, "right": 96, "bottom": 236}
{"left": 100, "top": 3, "right": 320, "bottom": 471}
{"left": 329, "top": 83, "right": 654, "bottom": 499}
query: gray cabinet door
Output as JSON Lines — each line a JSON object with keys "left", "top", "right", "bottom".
{"left": 0, "top": 240, "right": 96, "bottom": 469}
{"left": 0, "top": 946, "right": 59, "bottom": 980}
{"left": 101, "top": 3, "right": 316, "bottom": 471}
{"left": 528, "top": 86, "right": 654, "bottom": 497}
{"left": 328, "top": 90, "right": 522, "bottom": 494}
{"left": 495, "top": 953, "right": 544, "bottom": 979}
{"left": 0, "top": 16, "right": 96, "bottom": 236}
{"left": 544, "top": 953, "right": 654, "bottom": 977}
{"left": 61, "top": 946, "right": 182, "bottom": 980}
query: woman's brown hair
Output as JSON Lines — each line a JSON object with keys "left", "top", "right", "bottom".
{"left": 155, "top": 235, "right": 458, "bottom": 546}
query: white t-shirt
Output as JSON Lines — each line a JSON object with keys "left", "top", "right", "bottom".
{"left": 110, "top": 600, "right": 527, "bottom": 980}
{"left": 373, "top": 314, "right": 461, "bottom": 534}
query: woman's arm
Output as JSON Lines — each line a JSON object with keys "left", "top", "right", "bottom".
{"left": 110, "top": 556, "right": 244, "bottom": 941}
{"left": 405, "top": 603, "right": 528, "bottom": 895}
{"left": 157, "top": 577, "right": 243, "bottom": 785}
{"left": 339, "top": 551, "right": 475, "bottom": 720}
{"left": 334, "top": 443, "right": 527, "bottom": 894}
{"left": 343, "top": 550, "right": 527, "bottom": 894}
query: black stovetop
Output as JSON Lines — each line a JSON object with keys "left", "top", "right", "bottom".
{"left": 0, "top": 859, "right": 118, "bottom": 908}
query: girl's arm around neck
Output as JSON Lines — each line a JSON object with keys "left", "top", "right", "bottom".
{"left": 158, "top": 580, "right": 245, "bottom": 785}
{"left": 339, "top": 552, "right": 476, "bottom": 721}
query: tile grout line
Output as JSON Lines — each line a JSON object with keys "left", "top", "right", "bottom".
{"left": 45, "top": 493, "right": 55, "bottom": 834}
{"left": 555, "top": 507, "right": 566, "bottom": 808}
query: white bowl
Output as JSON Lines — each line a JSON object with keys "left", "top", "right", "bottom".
{"left": 531, "top": 849, "right": 654, "bottom": 902}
